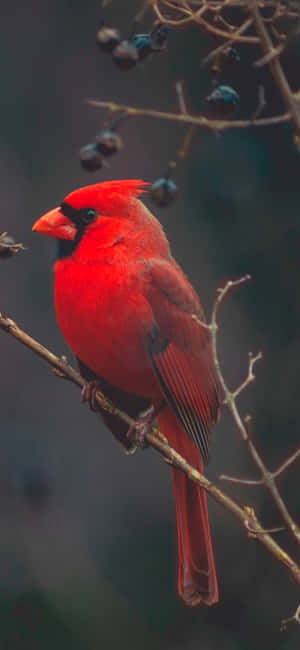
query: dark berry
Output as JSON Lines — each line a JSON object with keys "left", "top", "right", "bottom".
{"left": 150, "top": 178, "right": 179, "bottom": 207}
{"left": 0, "top": 235, "right": 16, "bottom": 258}
{"left": 132, "top": 34, "right": 153, "bottom": 61}
{"left": 95, "top": 129, "right": 123, "bottom": 157}
{"left": 112, "top": 40, "right": 138, "bottom": 70}
{"left": 96, "top": 26, "right": 121, "bottom": 53}
{"left": 205, "top": 84, "right": 240, "bottom": 117}
{"left": 80, "top": 144, "right": 103, "bottom": 172}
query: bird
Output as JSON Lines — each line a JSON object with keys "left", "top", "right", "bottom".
{"left": 33, "top": 179, "right": 221, "bottom": 607}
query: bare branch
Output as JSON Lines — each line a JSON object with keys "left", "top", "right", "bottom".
{"left": 272, "top": 447, "right": 300, "bottom": 478}
{"left": 280, "top": 603, "right": 300, "bottom": 631}
{"left": 175, "top": 80, "right": 188, "bottom": 114}
{"left": 220, "top": 474, "right": 264, "bottom": 486}
{"left": 152, "top": 1, "right": 259, "bottom": 43}
{"left": 248, "top": 0, "right": 300, "bottom": 136}
{"left": 201, "top": 18, "right": 253, "bottom": 68}
{"left": 221, "top": 446, "right": 300, "bottom": 484}
{"left": 253, "top": 43, "right": 285, "bottom": 68}
{"left": 251, "top": 85, "right": 267, "bottom": 121}
{"left": 87, "top": 98, "right": 290, "bottom": 131}
{"left": 208, "top": 276, "right": 300, "bottom": 546}
{"left": 0, "top": 310, "right": 300, "bottom": 588}
{"left": 231, "top": 351, "right": 263, "bottom": 400}
{"left": 172, "top": 81, "right": 198, "bottom": 164}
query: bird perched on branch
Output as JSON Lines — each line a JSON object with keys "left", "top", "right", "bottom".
{"left": 33, "top": 179, "right": 220, "bottom": 607}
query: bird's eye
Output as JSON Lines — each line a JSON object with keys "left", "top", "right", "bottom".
{"left": 82, "top": 208, "right": 97, "bottom": 225}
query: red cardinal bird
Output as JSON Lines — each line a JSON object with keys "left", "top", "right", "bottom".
{"left": 33, "top": 180, "right": 220, "bottom": 606}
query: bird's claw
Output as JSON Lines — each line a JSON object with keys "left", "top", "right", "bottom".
{"left": 126, "top": 406, "right": 156, "bottom": 448}
{"left": 81, "top": 381, "right": 102, "bottom": 412}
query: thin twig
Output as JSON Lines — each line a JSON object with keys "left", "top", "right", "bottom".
{"left": 231, "top": 351, "right": 263, "bottom": 400}
{"left": 209, "top": 277, "right": 300, "bottom": 546}
{"left": 201, "top": 17, "right": 253, "bottom": 68}
{"left": 280, "top": 603, "right": 300, "bottom": 631}
{"left": 251, "top": 85, "right": 267, "bottom": 121}
{"left": 221, "top": 446, "right": 300, "bottom": 485}
{"left": 152, "top": 0, "right": 259, "bottom": 43}
{"left": 273, "top": 448, "right": 300, "bottom": 478}
{"left": 220, "top": 474, "right": 263, "bottom": 486}
{"left": 175, "top": 80, "right": 188, "bottom": 114}
{"left": 173, "top": 81, "right": 198, "bottom": 163}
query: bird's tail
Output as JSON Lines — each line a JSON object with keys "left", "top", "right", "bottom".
{"left": 156, "top": 404, "right": 218, "bottom": 607}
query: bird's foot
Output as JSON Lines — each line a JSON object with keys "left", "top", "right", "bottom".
{"left": 81, "top": 381, "right": 102, "bottom": 412}
{"left": 126, "top": 405, "right": 156, "bottom": 448}
{"left": 127, "top": 401, "right": 166, "bottom": 448}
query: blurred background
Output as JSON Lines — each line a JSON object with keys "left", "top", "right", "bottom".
{"left": 0, "top": 0, "right": 299, "bottom": 648}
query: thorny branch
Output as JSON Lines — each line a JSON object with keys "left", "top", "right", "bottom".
{"left": 0, "top": 277, "right": 299, "bottom": 624}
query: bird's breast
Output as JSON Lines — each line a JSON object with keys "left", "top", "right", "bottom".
{"left": 54, "top": 259, "right": 160, "bottom": 397}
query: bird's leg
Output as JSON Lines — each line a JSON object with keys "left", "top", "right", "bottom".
{"left": 127, "top": 400, "right": 166, "bottom": 448}
{"left": 81, "top": 381, "right": 103, "bottom": 412}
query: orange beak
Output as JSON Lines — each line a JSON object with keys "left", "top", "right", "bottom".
{"left": 32, "top": 207, "right": 76, "bottom": 241}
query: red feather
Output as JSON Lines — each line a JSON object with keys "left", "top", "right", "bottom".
{"left": 155, "top": 404, "right": 218, "bottom": 606}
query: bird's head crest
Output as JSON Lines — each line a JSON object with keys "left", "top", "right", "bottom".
{"left": 64, "top": 179, "right": 149, "bottom": 214}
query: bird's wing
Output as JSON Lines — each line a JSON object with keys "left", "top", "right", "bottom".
{"left": 145, "top": 259, "right": 220, "bottom": 462}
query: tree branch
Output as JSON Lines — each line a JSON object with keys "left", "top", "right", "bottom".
{"left": 152, "top": 0, "right": 260, "bottom": 43}
{"left": 87, "top": 98, "right": 290, "bottom": 131}
{"left": 207, "top": 276, "right": 300, "bottom": 546}
{"left": 0, "top": 301, "right": 300, "bottom": 591}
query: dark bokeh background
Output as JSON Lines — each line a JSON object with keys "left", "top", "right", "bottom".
{"left": 0, "top": 1, "right": 299, "bottom": 648}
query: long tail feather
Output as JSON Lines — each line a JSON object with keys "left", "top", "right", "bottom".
{"left": 156, "top": 403, "right": 218, "bottom": 607}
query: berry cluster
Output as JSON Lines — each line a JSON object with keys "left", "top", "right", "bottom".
{"left": 96, "top": 23, "right": 169, "bottom": 70}
{"left": 80, "top": 126, "right": 123, "bottom": 172}
{"left": 79, "top": 22, "right": 170, "bottom": 188}
{"left": 80, "top": 12, "right": 241, "bottom": 209}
